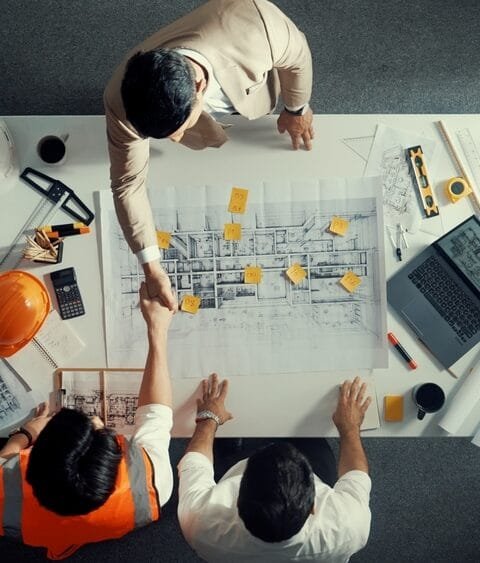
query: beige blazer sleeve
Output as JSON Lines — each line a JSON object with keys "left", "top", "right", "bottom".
{"left": 104, "top": 85, "right": 158, "bottom": 254}
{"left": 255, "top": 0, "right": 313, "bottom": 109}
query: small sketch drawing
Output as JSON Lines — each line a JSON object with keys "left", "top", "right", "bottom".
{"left": 381, "top": 145, "right": 417, "bottom": 223}
{"left": 0, "top": 375, "right": 21, "bottom": 422}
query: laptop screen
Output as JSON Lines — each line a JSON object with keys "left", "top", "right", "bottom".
{"left": 436, "top": 215, "right": 480, "bottom": 294}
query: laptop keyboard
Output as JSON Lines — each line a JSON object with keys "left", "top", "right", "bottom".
{"left": 408, "top": 255, "right": 480, "bottom": 343}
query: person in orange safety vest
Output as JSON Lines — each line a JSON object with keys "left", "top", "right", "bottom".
{"left": 0, "top": 282, "right": 174, "bottom": 559}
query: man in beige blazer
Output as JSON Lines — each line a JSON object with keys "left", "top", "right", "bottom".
{"left": 104, "top": 0, "right": 313, "bottom": 310}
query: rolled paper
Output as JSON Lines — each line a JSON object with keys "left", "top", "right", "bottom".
{"left": 438, "top": 363, "right": 480, "bottom": 435}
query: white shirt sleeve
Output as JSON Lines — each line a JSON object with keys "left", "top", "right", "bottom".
{"left": 0, "top": 457, "right": 7, "bottom": 466}
{"left": 331, "top": 470, "right": 372, "bottom": 552}
{"left": 136, "top": 245, "right": 160, "bottom": 265}
{"left": 177, "top": 451, "right": 216, "bottom": 541}
{"left": 131, "top": 403, "right": 173, "bottom": 507}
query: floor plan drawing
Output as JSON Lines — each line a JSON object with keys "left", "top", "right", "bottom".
{"left": 0, "top": 359, "right": 36, "bottom": 430}
{"left": 60, "top": 370, "right": 142, "bottom": 436}
{"left": 365, "top": 124, "right": 439, "bottom": 233}
{"left": 100, "top": 178, "right": 388, "bottom": 376}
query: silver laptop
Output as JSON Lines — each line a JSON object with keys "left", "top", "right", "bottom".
{"left": 387, "top": 215, "right": 480, "bottom": 368}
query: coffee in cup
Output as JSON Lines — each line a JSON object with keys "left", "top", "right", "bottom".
{"left": 412, "top": 383, "right": 445, "bottom": 420}
{"left": 37, "top": 134, "right": 68, "bottom": 165}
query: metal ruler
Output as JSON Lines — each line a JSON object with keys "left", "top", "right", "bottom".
{"left": 0, "top": 168, "right": 94, "bottom": 270}
{"left": 437, "top": 121, "right": 480, "bottom": 212}
{"left": 456, "top": 128, "right": 480, "bottom": 194}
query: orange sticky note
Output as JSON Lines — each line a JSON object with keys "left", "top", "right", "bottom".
{"left": 286, "top": 263, "right": 307, "bottom": 284}
{"left": 156, "top": 231, "right": 171, "bottom": 249}
{"left": 228, "top": 187, "right": 249, "bottom": 214}
{"left": 181, "top": 295, "right": 201, "bottom": 314}
{"left": 329, "top": 216, "right": 350, "bottom": 236}
{"left": 224, "top": 223, "right": 242, "bottom": 240}
{"left": 244, "top": 266, "right": 262, "bottom": 284}
{"left": 384, "top": 395, "right": 404, "bottom": 422}
{"left": 339, "top": 271, "right": 362, "bottom": 293}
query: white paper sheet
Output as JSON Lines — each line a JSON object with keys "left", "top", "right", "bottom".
{"left": 438, "top": 363, "right": 480, "bottom": 434}
{"left": 99, "top": 177, "right": 388, "bottom": 377}
{"left": 60, "top": 370, "right": 142, "bottom": 436}
{"left": 0, "top": 359, "right": 36, "bottom": 433}
{"left": 365, "top": 124, "right": 441, "bottom": 236}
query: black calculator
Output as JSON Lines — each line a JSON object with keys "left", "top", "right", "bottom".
{"left": 50, "top": 267, "right": 85, "bottom": 319}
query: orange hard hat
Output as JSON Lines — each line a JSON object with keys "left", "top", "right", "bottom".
{"left": 0, "top": 270, "right": 50, "bottom": 357}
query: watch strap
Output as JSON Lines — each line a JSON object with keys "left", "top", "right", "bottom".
{"left": 284, "top": 103, "right": 310, "bottom": 116}
{"left": 195, "top": 410, "right": 221, "bottom": 427}
{"left": 8, "top": 427, "right": 33, "bottom": 447}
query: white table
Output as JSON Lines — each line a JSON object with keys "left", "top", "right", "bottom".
{"left": 1, "top": 114, "right": 479, "bottom": 437}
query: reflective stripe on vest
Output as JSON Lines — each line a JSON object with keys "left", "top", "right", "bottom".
{"left": 126, "top": 440, "right": 156, "bottom": 527}
{"left": 1, "top": 455, "right": 22, "bottom": 539}
{"left": 0, "top": 435, "right": 161, "bottom": 559}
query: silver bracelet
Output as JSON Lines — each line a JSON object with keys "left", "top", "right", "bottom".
{"left": 196, "top": 410, "right": 221, "bottom": 427}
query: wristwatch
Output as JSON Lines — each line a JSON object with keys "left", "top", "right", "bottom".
{"left": 8, "top": 427, "right": 33, "bottom": 447}
{"left": 284, "top": 103, "right": 310, "bottom": 116}
{"left": 195, "top": 410, "right": 221, "bottom": 427}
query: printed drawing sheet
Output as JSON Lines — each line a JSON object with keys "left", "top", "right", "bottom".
{"left": 60, "top": 370, "right": 142, "bottom": 436}
{"left": 365, "top": 124, "right": 439, "bottom": 234}
{"left": 0, "top": 359, "right": 36, "bottom": 431}
{"left": 99, "top": 177, "right": 388, "bottom": 377}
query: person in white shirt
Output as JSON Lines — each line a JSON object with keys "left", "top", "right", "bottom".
{"left": 0, "top": 283, "right": 174, "bottom": 559}
{"left": 178, "top": 373, "right": 372, "bottom": 563}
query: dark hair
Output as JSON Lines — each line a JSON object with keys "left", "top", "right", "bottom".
{"left": 26, "top": 408, "right": 122, "bottom": 516}
{"left": 121, "top": 48, "right": 196, "bottom": 138}
{"left": 238, "top": 442, "right": 315, "bottom": 542}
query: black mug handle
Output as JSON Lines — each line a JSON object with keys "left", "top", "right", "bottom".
{"left": 417, "top": 408, "right": 426, "bottom": 421}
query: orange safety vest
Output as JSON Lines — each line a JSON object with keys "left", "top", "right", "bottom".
{"left": 0, "top": 435, "right": 160, "bottom": 559}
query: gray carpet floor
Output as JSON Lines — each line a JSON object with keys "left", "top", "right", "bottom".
{"left": 1, "top": 1, "right": 480, "bottom": 562}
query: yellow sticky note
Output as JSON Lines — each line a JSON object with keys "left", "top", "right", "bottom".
{"left": 244, "top": 266, "right": 262, "bottom": 284}
{"left": 181, "top": 295, "right": 201, "bottom": 314}
{"left": 224, "top": 223, "right": 242, "bottom": 241}
{"left": 156, "top": 231, "right": 171, "bottom": 249}
{"left": 384, "top": 395, "right": 404, "bottom": 422}
{"left": 228, "top": 187, "right": 249, "bottom": 214}
{"left": 329, "top": 216, "right": 350, "bottom": 236}
{"left": 286, "top": 263, "right": 307, "bottom": 285}
{"left": 339, "top": 271, "right": 362, "bottom": 293}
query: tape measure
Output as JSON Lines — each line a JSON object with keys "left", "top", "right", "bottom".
{"left": 445, "top": 177, "right": 472, "bottom": 203}
{"left": 406, "top": 145, "right": 440, "bottom": 218}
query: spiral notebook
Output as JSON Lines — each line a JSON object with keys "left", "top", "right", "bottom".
{"left": 6, "top": 310, "right": 85, "bottom": 391}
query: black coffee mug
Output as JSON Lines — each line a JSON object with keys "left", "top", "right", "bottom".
{"left": 412, "top": 383, "right": 445, "bottom": 420}
{"left": 37, "top": 134, "right": 68, "bottom": 165}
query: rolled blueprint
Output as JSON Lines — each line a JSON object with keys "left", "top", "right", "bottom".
{"left": 438, "top": 363, "right": 480, "bottom": 435}
{"left": 472, "top": 426, "right": 480, "bottom": 448}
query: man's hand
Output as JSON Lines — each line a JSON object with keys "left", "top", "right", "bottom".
{"left": 139, "top": 282, "right": 174, "bottom": 332}
{"left": 197, "top": 373, "right": 233, "bottom": 425}
{"left": 143, "top": 261, "right": 178, "bottom": 311}
{"left": 332, "top": 377, "right": 372, "bottom": 436}
{"left": 23, "top": 402, "right": 52, "bottom": 444}
{"left": 277, "top": 107, "right": 314, "bottom": 151}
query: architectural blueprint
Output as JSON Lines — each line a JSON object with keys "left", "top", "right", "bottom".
{"left": 60, "top": 370, "right": 142, "bottom": 436}
{"left": 0, "top": 359, "right": 36, "bottom": 432}
{"left": 99, "top": 177, "right": 388, "bottom": 376}
{"left": 365, "top": 124, "right": 440, "bottom": 234}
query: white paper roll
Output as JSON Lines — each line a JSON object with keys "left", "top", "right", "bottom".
{"left": 472, "top": 426, "right": 480, "bottom": 448}
{"left": 438, "top": 363, "right": 480, "bottom": 435}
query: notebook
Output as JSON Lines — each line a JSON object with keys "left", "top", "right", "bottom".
{"left": 387, "top": 215, "right": 480, "bottom": 368}
{"left": 6, "top": 310, "right": 85, "bottom": 391}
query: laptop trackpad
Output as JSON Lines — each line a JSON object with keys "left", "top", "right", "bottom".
{"left": 401, "top": 298, "right": 464, "bottom": 367}
{"left": 401, "top": 299, "right": 428, "bottom": 337}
